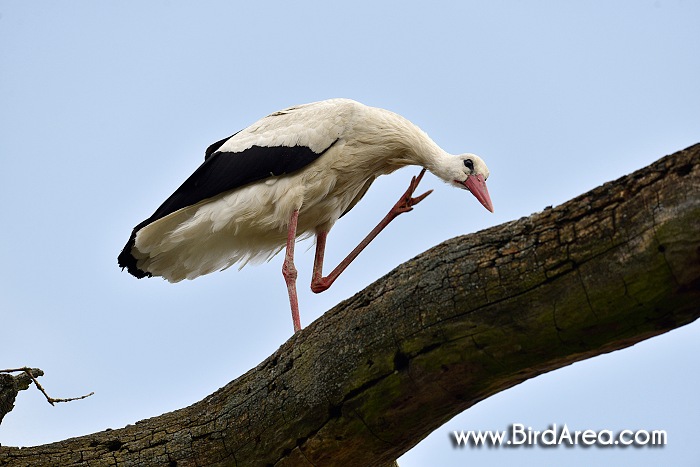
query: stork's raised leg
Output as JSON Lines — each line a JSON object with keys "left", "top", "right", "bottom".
{"left": 311, "top": 168, "right": 432, "bottom": 293}
{"left": 283, "top": 209, "right": 302, "bottom": 332}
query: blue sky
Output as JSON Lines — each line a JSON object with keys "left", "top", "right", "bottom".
{"left": 1, "top": 1, "right": 698, "bottom": 465}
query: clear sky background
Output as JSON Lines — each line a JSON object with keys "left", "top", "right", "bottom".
{"left": 1, "top": 1, "right": 698, "bottom": 466}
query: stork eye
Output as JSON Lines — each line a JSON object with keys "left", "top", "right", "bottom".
{"left": 463, "top": 159, "right": 474, "bottom": 171}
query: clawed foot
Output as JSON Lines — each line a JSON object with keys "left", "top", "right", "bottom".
{"left": 390, "top": 168, "right": 433, "bottom": 217}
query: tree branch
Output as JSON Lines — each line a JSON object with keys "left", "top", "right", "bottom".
{"left": 0, "top": 368, "right": 93, "bottom": 425}
{"left": 0, "top": 369, "right": 44, "bottom": 426}
{"left": 1, "top": 143, "right": 698, "bottom": 466}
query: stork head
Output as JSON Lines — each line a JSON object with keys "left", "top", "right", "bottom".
{"left": 432, "top": 153, "right": 494, "bottom": 212}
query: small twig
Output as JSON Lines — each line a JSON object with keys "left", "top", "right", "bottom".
{"left": 0, "top": 367, "right": 94, "bottom": 406}
{"left": 0, "top": 368, "right": 40, "bottom": 374}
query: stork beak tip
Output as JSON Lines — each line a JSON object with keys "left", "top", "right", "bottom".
{"left": 463, "top": 174, "right": 494, "bottom": 213}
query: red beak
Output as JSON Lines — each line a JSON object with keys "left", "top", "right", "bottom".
{"left": 462, "top": 174, "right": 494, "bottom": 212}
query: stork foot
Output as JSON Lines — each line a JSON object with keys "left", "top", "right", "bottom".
{"left": 389, "top": 168, "right": 433, "bottom": 218}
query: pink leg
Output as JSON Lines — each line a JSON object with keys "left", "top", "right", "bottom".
{"left": 283, "top": 210, "right": 302, "bottom": 332}
{"left": 311, "top": 168, "right": 432, "bottom": 293}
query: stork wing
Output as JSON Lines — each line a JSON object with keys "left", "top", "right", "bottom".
{"left": 118, "top": 99, "right": 356, "bottom": 276}
{"left": 136, "top": 100, "right": 351, "bottom": 229}
{"left": 137, "top": 140, "right": 338, "bottom": 230}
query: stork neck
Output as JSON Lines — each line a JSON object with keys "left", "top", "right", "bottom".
{"left": 410, "top": 136, "right": 453, "bottom": 173}
{"left": 374, "top": 107, "right": 452, "bottom": 170}
{"left": 399, "top": 119, "right": 454, "bottom": 178}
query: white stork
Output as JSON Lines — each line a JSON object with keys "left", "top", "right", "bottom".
{"left": 118, "top": 98, "right": 493, "bottom": 332}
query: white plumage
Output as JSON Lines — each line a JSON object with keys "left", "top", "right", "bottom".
{"left": 119, "top": 98, "right": 493, "bottom": 331}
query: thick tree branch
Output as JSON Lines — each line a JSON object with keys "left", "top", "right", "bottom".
{"left": 1, "top": 144, "right": 698, "bottom": 466}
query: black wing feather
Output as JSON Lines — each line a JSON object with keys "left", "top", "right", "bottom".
{"left": 118, "top": 139, "right": 338, "bottom": 277}
{"left": 204, "top": 131, "right": 240, "bottom": 160}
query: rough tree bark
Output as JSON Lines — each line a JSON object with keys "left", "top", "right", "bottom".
{"left": 0, "top": 370, "right": 44, "bottom": 426}
{"left": 1, "top": 144, "right": 698, "bottom": 467}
